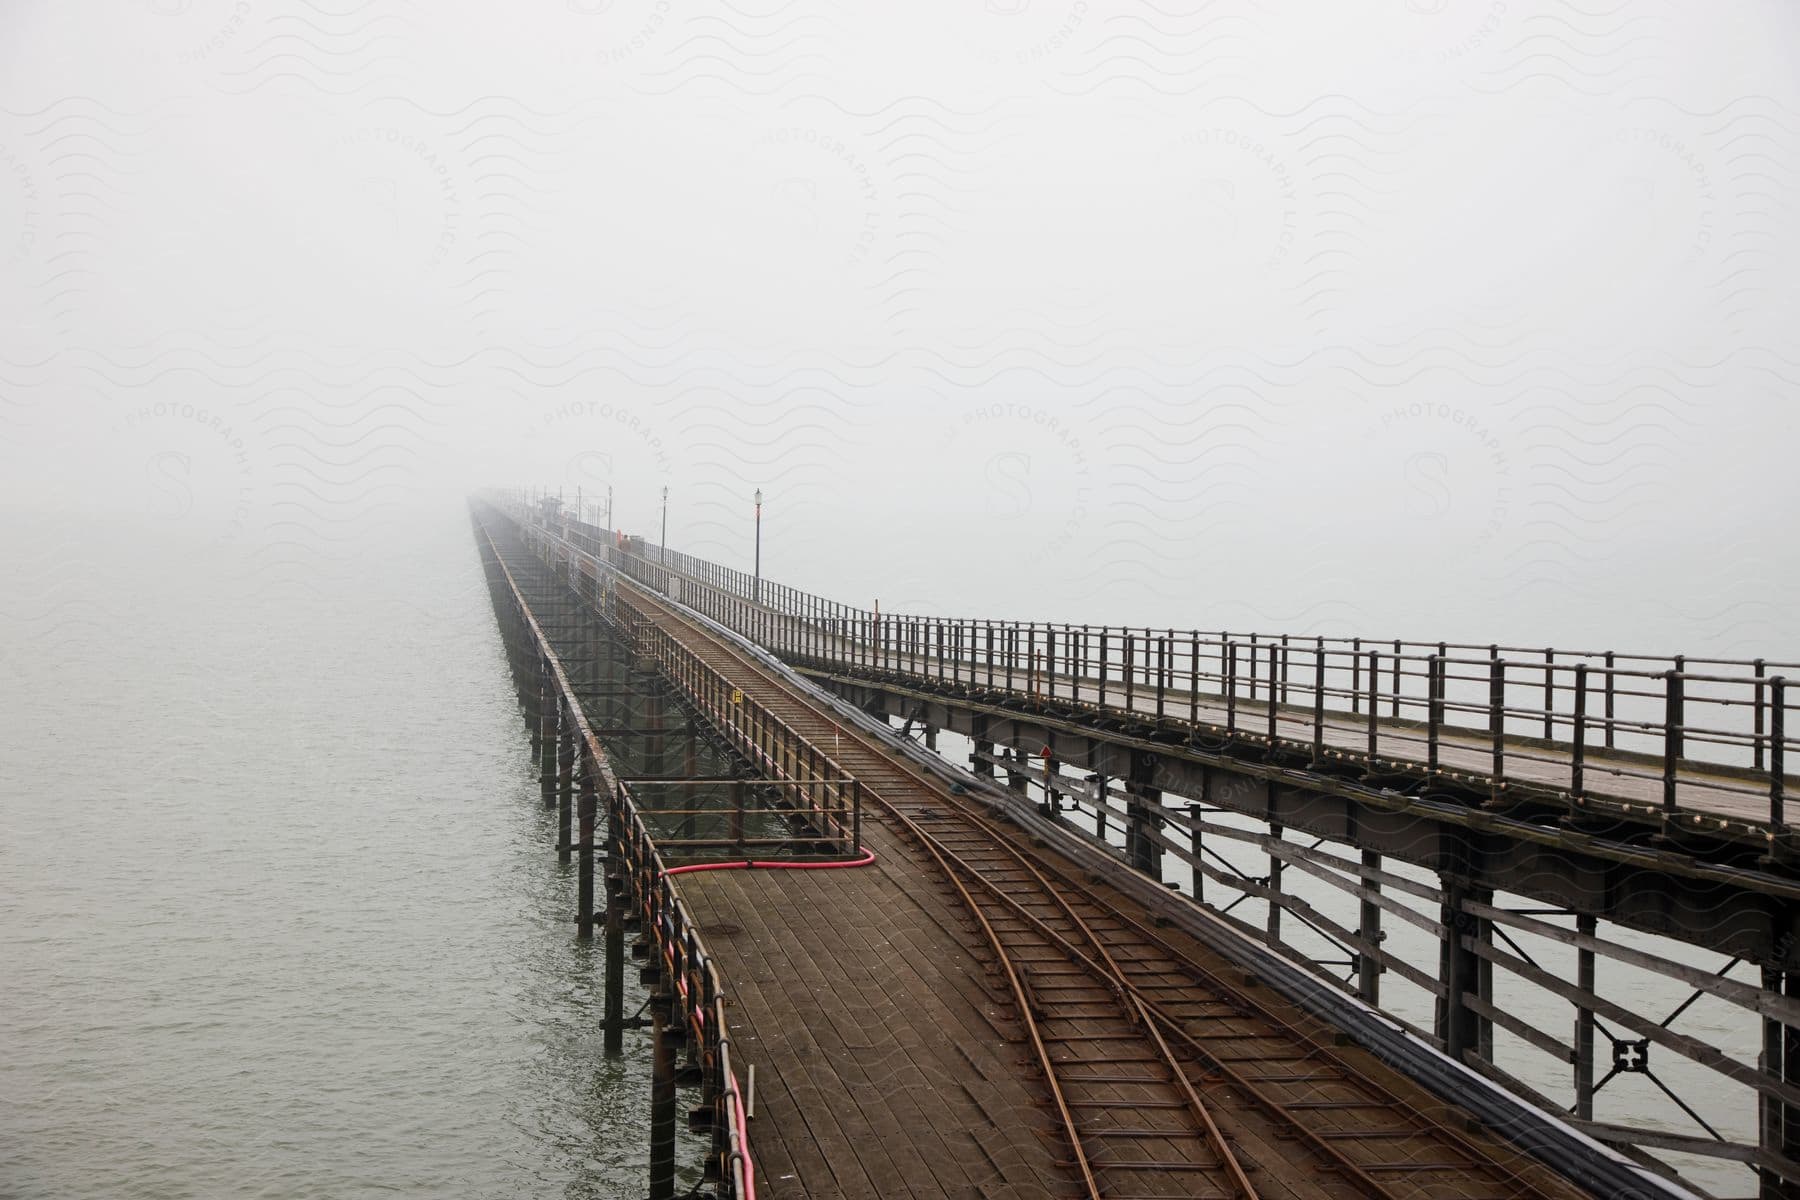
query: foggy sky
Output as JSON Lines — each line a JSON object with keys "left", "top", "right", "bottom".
{"left": 3, "top": 1, "right": 1798, "bottom": 657}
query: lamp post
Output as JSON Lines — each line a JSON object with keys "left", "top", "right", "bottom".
{"left": 660, "top": 486, "right": 668, "bottom": 562}
{"left": 753, "top": 489, "right": 763, "bottom": 604}
{"left": 606, "top": 484, "right": 613, "bottom": 532}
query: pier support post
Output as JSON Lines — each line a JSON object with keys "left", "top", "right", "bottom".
{"left": 649, "top": 993, "right": 679, "bottom": 1200}
{"left": 539, "top": 673, "right": 558, "bottom": 809}
{"left": 971, "top": 714, "right": 994, "bottom": 778}
{"left": 1125, "top": 751, "right": 1163, "bottom": 878}
{"left": 527, "top": 652, "right": 545, "bottom": 753}
{"left": 646, "top": 686, "right": 667, "bottom": 779}
{"left": 1266, "top": 822, "right": 1284, "bottom": 944}
{"left": 972, "top": 739, "right": 994, "bottom": 776}
{"left": 577, "top": 768, "right": 597, "bottom": 940}
{"left": 680, "top": 732, "right": 698, "bottom": 843}
{"left": 1003, "top": 747, "right": 1027, "bottom": 793}
{"left": 1437, "top": 865, "right": 1491, "bottom": 1063}
{"left": 1357, "top": 849, "right": 1383, "bottom": 1007}
{"left": 1784, "top": 970, "right": 1800, "bottom": 1200}
{"left": 602, "top": 754, "right": 627, "bottom": 1058}
{"left": 1576, "top": 914, "right": 1597, "bottom": 1121}
{"left": 1760, "top": 964, "right": 1800, "bottom": 1199}
{"left": 1187, "top": 800, "right": 1203, "bottom": 903}
{"left": 603, "top": 876, "right": 626, "bottom": 1058}
{"left": 557, "top": 724, "right": 574, "bottom": 862}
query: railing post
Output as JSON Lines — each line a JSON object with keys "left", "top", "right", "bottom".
{"left": 1664, "top": 668, "right": 1684, "bottom": 817}
{"left": 1604, "top": 651, "right": 1617, "bottom": 749}
{"left": 1156, "top": 636, "right": 1168, "bottom": 720}
{"left": 852, "top": 778, "right": 863, "bottom": 855}
{"left": 1427, "top": 654, "right": 1443, "bottom": 772}
{"left": 1544, "top": 648, "right": 1555, "bottom": 739}
{"left": 1572, "top": 663, "right": 1588, "bottom": 797}
{"left": 1098, "top": 630, "right": 1108, "bottom": 706}
{"left": 1280, "top": 633, "right": 1290, "bottom": 705}
{"left": 1367, "top": 650, "right": 1379, "bottom": 762}
{"left": 1490, "top": 656, "right": 1506, "bottom": 787}
{"left": 1772, "top": 678, "right": 1787, "bottom": 834}
{"left": 1124, "top": 634, "right": 1136, "bottom": 712}
{"left": 1756, "top": 659, "right": 1769, "bottom": 771}
{"left": 1191, "top": 634, "right": 1201, "bottom": 725}
{"left": 1391, "top": 639, "right": 1401, "bottom": 718}
{"left": 1266, "top": 639, "right": 1278, "bottom": 745}
{"left": 1249, "top": 633, "right": 1258, "bottom": 702}
{"left": 1351, "top": 637, "right": 1362, "bottom": 713}
{"left": 1226, "top": 641, "right": 1238, "bottom": 733}
{"left": 1311, "top": 642, "right": 1326, "bottom": 766}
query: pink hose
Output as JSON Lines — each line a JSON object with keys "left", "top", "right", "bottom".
{"left": 666, "top": 848, "right": 877, "bottom": 875}
{"left": 735, "top": 1093, "right": 755, "bottom": 1200}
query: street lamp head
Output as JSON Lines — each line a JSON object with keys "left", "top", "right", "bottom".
{"left": 754, "top": 488, "right": 763, "bottom": 505}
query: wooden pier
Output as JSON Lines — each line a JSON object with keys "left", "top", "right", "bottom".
{"left": 476, "top": 492, "right": 1800, "bottom": 1200}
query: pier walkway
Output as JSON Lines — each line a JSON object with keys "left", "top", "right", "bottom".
{"left": 473, "top": 499, "right": 1667, "bottom": 1200}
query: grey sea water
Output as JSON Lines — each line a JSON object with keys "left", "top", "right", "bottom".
{"left": 1, "top": 511, "right": 662, "bottom": 1199}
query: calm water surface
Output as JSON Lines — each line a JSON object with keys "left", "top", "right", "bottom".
{"left": 1, "top": 512, "right": 661, "bottom": 1199}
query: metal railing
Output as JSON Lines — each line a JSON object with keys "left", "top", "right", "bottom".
{"left": 610, "top": 786, "right": 755, "bottom": 1198}
{"left": 612, "top": 597, "right": 864, "bottom": 858}
{"left": 505, "top": 494, "right": 1798, "bottom": 833}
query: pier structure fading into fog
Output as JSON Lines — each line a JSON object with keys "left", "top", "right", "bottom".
{"left": 475, "top": 491, "right": 1800, "bottom": 1200}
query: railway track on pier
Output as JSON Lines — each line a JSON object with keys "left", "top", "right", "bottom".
{"left": 601, "top": 569, "right": 1591, "bottom": 1200}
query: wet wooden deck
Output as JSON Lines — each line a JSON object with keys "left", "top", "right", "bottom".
{"left": 678, "top": 821, "right": 1068, "bottom": 1200}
